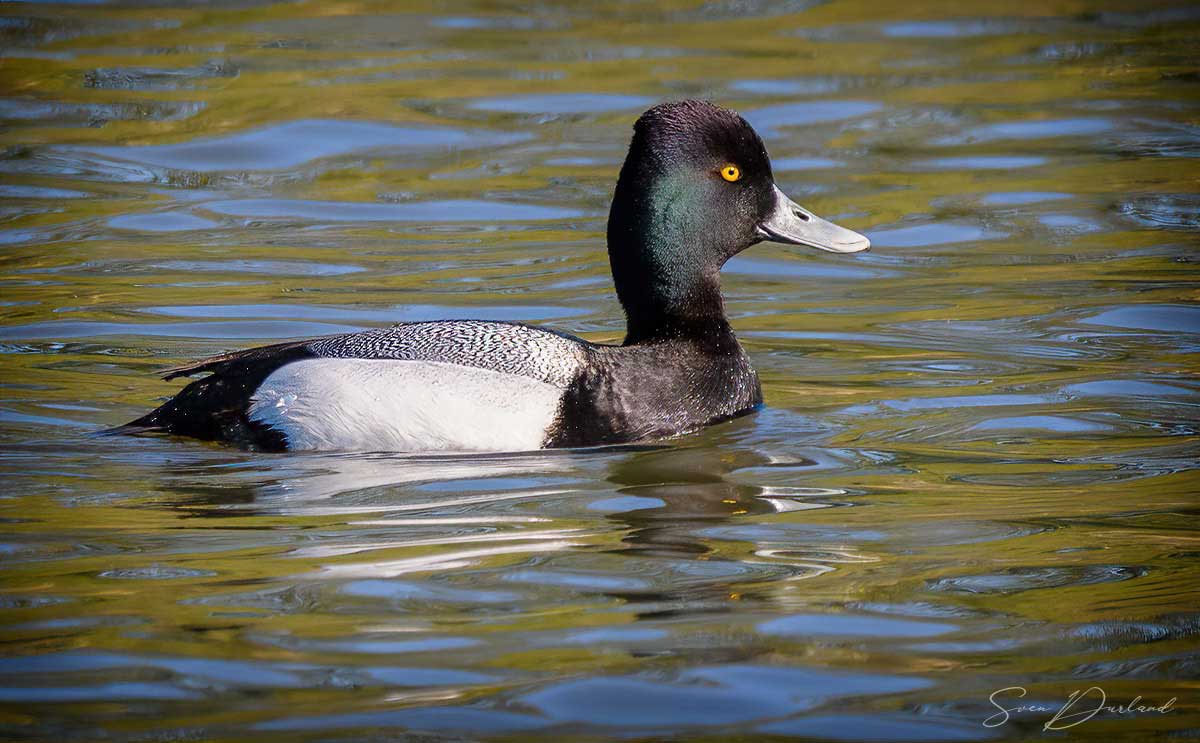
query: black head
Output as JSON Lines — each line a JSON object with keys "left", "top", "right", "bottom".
{"left": 606, "top": 100, "right": 868, "bottom": 342}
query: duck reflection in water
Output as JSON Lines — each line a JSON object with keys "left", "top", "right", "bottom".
{"left": 141, "top": 430, "right": 859, "bottom": 621}
{"left": 594, "top": 436, "right": 853, "bottom": 620}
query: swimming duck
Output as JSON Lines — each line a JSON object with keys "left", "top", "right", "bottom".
{"left": 114, "top": 100, "right": 869, "bottom": 452}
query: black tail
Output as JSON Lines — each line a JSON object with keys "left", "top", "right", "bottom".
{"left": 102, "top": 340, "right": 318, "bottom": 451}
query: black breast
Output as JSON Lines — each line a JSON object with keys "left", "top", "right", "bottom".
{"left": 545, "top": 338, "right": 762, "bottom": 448}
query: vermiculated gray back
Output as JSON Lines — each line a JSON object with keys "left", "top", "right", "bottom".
{"left": 307, "top": 321, "right": 587, "bottom": 388}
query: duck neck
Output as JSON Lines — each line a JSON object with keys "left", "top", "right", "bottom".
{"left": 614, "top": 262, "right": 733, "bottom": 346}
{"left": 607, "top": 175, "right": 735, "bottom": 348}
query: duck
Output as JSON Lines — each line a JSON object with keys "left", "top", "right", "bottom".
{"left": 112, "top": 100, "right": 869, "bottom": 453}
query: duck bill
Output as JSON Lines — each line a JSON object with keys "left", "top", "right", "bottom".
{"left": 756, "top": 185, "right": 870, "bottom": 253}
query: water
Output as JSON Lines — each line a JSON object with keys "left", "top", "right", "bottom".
{"left": 1, "top": 1, "right": 1197, "bottom": 740}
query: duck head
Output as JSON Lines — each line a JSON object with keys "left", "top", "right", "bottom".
{"left": 607, "top": 99, "right": 869, "bottom": 342}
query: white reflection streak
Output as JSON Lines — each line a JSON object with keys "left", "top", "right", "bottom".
{"left": 261, "top": 487, "right": 573, "bottom": 517}
{"left": 312, "top": 538, "right": 582, "bottom": 579}
{"left": 340, "top": 488, "right": 571, "bottom": 513}
{"left": 761, "top": 486, "right": 849, "bottom": 497}
{"left": 249, "top": 452, "right": 571, "bottom": 514}
{"left": 759, "top": 486, "right": 849, "bottom": 513}
{"left": 744, "top": 545, "right": 879, "bottom": 582}
{"left": 755, "top": 547, "right": 880, "bottom": 564}
{"left": 382, "top": 688, "right": 471, "bottom": 705}
{"left": 759, "top": 498, "right": 834, "bottom": 513}
{"left": 293, "top": 528, "right": 593, "bottom": 558}
{"left": 350, "top": 516, "right": 548, "bottom": 525}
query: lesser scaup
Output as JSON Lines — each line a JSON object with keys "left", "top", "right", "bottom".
{"left": 113, "top": 100, "right": 869, "bottom": 452}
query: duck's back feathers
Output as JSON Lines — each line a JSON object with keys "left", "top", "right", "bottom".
{"left": 307, "top": 321, "right": 586, "bottom": 388}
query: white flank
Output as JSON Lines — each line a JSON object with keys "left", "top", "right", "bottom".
{"left": 248, "top": 359, "right": 563, "bottom": 452}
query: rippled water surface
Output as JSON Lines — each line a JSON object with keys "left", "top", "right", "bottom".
{"left": 1, "top": 1, "right": 1198, "bottom": 740}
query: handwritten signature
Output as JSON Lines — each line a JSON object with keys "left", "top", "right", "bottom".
{"left": 984, "top": 686, "right": 1176, "bottom": 730}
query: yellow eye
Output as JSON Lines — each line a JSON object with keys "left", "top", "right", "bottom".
{"left": 720, "top": 164, "right": 742, "bottom": 182}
